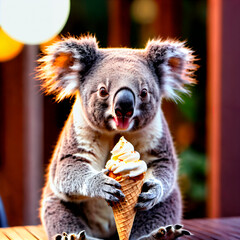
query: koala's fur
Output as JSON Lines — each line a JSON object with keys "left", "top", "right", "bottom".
{"left": 38, "top": 36, "right": 197, "bottom": 240}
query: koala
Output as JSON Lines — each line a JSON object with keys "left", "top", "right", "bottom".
{"left": 38, "top": 35, "right": 197, "bottom": 240}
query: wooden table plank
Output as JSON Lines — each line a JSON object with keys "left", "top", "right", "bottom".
{"left": 25, "top": 225, "right": 48, "bottom": 240}
{"left": 1, "top": 227, "right": 25, "bottom": 240}
{"left": 219, "top": 217, "right": 240, "bottom": 228}
{"left": 1, "top": 226, "right": 41, "bottom": 240}
{"left": 183, "top": 220, "right": 228, "bottom": 240}
{"left": 182, "top": 221, "right": 219, "bottom": 240}
{"left": 191, "top": 219, "right": 240, "bottom": 237}
{"left": 0, "top": 217, "right": 240, "bottom": 239}
{"left": 12, "top": 227, "right": 39, "bottom": 239}
{"left": 0, "top": 226, "right": 47, "bottom": 240}
{"left": 182, "top": 218, "right": 240, "bottom": 240}
{"left": 0, "top": 231, "right": 10, "bottom": 240}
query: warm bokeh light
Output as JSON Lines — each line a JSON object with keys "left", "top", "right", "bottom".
{"left": 176, "top": 122, "right": 195, "bottom": 151}
{"left": 131, "top": 0, "right": 158, "bottom": 24}
{"left": 0, "top": 0, "right": 70, "bottom": 45}
{"left": 0, "top": 27, "right": 24, "bottom": 62}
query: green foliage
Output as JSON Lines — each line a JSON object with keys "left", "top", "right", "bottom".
{"left": 178, "top": 89, "right": 199, "bottom": 122}
{"left": 179, "top": 148, "right": 206, "bottom": 201}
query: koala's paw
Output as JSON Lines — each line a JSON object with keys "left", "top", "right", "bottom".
{"left": 150, "top": 224, "right": 192, "bottom": 240}
{"left": 135, "top": 179, "right": 163, "bottom": 211}
{"left": 89, "top": 170, "right": 125, "bottom": 203}
{"left": 54, "top": 230, "right": 86, "bottom": 240}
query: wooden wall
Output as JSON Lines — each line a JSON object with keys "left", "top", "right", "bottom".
{"left": 0, "top": 46, "right": 44, "bottom": 226}
{"left": 207, "top": 0, "right": 240, "bottom": 217}
{"left": 0, "top": 50, "right": 25, "bottom": 226}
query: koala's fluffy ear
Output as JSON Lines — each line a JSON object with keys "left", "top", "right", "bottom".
{"left": 37, "top": 36, "right": 98, "bottom": 101}
{"left": 146, "top": 39, "right": 197, "bottom": 100}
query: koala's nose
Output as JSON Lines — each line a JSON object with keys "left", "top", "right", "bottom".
{"left": 114, "top": 88, "right": 135, "bottom": 118}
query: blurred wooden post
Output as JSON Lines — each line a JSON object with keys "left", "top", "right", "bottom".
{"left": 107, "top": 0, "right": 131, "bottom": 47}
{"left": 0, "top": 51, "right": 25, "bottom": 226}
{"left": 153, "top": 0, "right": 181, "bottom": 38}
{"left": 0, "top": 45, "right": 44, "bottom": 226}
{"left": 23, "top": 45, "right": 44, "bottom": 224}
{"left": 207, "top": 0, "right": 240, "bottom": 217}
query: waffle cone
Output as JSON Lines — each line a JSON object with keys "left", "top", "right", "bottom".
{"left": 111, "top": 173, "right": 145, "bottom": 240}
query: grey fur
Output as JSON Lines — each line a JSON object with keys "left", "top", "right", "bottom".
{"left": 38, "top": 36, "right": 197, "bottom": 240}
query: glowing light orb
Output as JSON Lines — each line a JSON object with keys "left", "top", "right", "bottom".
{"left": 0, "top": 28, "right": 24, "bottom": 62}
{"left": 0, "top": 0, "right": 70, "bottom": 45}
{"left": 131, "top": 0, "right": 158, "bottom": 24}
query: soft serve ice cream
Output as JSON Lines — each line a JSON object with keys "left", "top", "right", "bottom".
{"left": 105, "top": 136, "right": 147, "bottom": 178}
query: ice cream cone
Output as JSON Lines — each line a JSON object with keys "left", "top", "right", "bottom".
{"left": 105, "top": 137, "right": 147, "bottom": 240}
{"left": 111, "top": 173, "right": 145, "bottom": 240}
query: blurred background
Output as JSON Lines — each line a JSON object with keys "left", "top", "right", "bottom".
{"left": 0, "top": 0, "right": 239, "bottom": 227}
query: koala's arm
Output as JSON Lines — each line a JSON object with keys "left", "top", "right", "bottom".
{"left": 48, "top": 113, "right": 124, "bottom": 203}
{"left": 136, "top": 116, "right": 178, "bottom": 210}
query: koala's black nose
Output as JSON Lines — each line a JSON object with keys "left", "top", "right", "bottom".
{"left": 114, "top": 88, "right": 135, "bottom": 118}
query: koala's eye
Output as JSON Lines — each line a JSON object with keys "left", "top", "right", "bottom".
{"left": 140, "top": 88, "right": 148, "bottom": 99}
{"left": 99, "top": 87, "right": 109, "bottom": 98}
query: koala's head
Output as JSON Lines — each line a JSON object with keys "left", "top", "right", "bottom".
{"left": 38, "top": 36, "right": 197, "bottom": 132}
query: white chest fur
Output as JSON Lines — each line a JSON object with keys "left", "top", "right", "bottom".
{"left": 83, "top": 198, "right": 116, "bottom": 238}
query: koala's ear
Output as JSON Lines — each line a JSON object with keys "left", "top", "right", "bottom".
{"left": 37, "top": 36, "right": 98, "bottom": 101}
{"left": 146, "top": 39, "right": 197, "bottom": 100}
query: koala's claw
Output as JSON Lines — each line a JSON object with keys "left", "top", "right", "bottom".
{"left": 135, "top": 180, "right": 163, "bottom": 211}
{"left": 89, "top": 171, "right": 124, "bottom": 202}
{"left": 54, "top": 230, "right": 86, "bottom": 240}
{"left": 151, "top": 224, "right": 192, "bottom": 240}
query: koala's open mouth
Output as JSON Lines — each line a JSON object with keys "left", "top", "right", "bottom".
{"left": 114, "top": 116, "right": 131, "bottom": 130}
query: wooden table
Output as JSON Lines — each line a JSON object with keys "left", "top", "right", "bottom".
{"left": 182, "top": 217, "right": 240, "bottom": 239}
{"left": 0, "top": 225, "right": 47, "bottom": 240}
{"left": 0, "top": 217, "right": 239, "bottom": 239}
